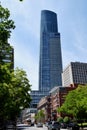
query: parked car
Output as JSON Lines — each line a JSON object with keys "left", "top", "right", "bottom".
{"left": 16, "top": 123, "right": 29, "bottom": 130}
{"left": 48, "top": 121, "right": 60, "bottom": 130}
{"left": 47, "top": 121, "right": 52, "bottom": 128}
{"left": 37, "top": 123, "right": 43, "bottom": 127}
{"left": 60, "top": 122, "right": 67, "bottom": 129}
{"left": 31, "top": 122, "right": 34, "bottom": 126}
{"left": 68, "top": 122, "right": 80, "bottom": 130}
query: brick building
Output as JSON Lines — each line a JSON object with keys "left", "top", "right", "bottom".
{"left": 37, "top": 96, "right": 51, "bottom": 122}
{"left": 37, "top": 86, "right": 76, "bottom": 121}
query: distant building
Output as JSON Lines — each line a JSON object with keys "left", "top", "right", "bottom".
{"left": 62, "top": 62, "right": 87, "bottom": 86}
{"left": 0, "top": 43, "right": 14, "bottom": 69}
{"left": 30, "top": 90, "right": 49, "bottom": 108}
{"left": 21, "top": 108, "right": 36, "bottom": 124}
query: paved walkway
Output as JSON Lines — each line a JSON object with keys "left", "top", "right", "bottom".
{"left": 80, "top": 128, "right": 87, "bottom": 130}
{"left": 60, "top": 128, "right": 87, "bottom": 130}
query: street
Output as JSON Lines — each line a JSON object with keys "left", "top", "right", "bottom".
{"left": 17, "top": 124, "right": 72, "bottom": 130}
{"left": 17, "top": 124, "right": 48, "bottom": 130}
{"left": 30, "top": 125, "right": 48, "bottom": 130}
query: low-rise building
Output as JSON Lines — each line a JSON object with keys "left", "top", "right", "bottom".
{"left": 49, "top": 86, "right": 76, "bottom": 118}
{"left": 37, "top": 86, "right": 76, "bottom": 121}
{"left": 37, "top": 96, "right": 51, "bottom": 121}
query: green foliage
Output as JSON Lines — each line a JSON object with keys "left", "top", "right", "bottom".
{"left": 35, "top": 110, "right": 45, "bottom": 123}
{"left": 57, "top": 117, "right": 63, "bottom": 123}
{"left": 0, "top": 3, "right": 32, "bottom": 128}
{"left": 0, "top": 3, "right": 15, "bottom": 43}
{"left": 58, "top": 85, "right": 87, "bottom": 120}
{"left": 0, "top": 3, "right": 15, "bottom": 67}
{"left": 0, "top": 64, "right": 31, "bottom": 122}
{"left": 11, "top": 67, "right": 31, "bottom": 109}
{"left": 63, "top": 116, "right": 70, "bottom": 123}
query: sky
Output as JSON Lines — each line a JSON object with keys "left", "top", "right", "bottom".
{"left": 1, "top": 0, "right": 87, "bottom": 90}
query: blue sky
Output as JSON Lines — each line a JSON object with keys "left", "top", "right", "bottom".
{"left": 1, "top": 0, "right": 87, "bottom": 90}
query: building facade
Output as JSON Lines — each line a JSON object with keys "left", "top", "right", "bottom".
{"left": 37, "top": 86, "right": 76, "bottom": 121}
{"left": 30, "top": 90, "right": 49, "bottom": 108}
{"left": 39, "top": 10, "right": 63, "bottom": 92}
{"left": 37, "top": 96, "right": 51, "bottom": 122}
{"left": 0, "top": 43, "right": 14, "bottom": 69}
{"left": 49, "top": 86, "right": 76, "bottom": 118}
{"left": 62, "top": 62, "right": 87, "bottom": 86}
{"left": 30, "top": 10, "right": 63, "bottom": 109}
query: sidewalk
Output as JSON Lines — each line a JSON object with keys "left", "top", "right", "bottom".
{"left": 80, "top": 128, "right": 87, "bottom": 130}
{"left": 60, "top": 127, "right": 87, "bottom": 130}
{"left": 60, "top": 128, "right": 72, "bottom": 130}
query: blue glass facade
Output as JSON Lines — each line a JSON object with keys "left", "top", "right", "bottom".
{"left": 39, "top": 10, "right": 62, "bottom": 91}
{"left": 30, "top": 90, "right": 49, "bottom": 108}
{"left": 30, "top": 10, "right": 63, "bottom": 108}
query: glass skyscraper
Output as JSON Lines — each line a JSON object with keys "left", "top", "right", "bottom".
{"left": 30, "top": 10, "right": 63, "bottom": 109}
{"left": 39, "top": 10, "right": 62, "bottom": 92}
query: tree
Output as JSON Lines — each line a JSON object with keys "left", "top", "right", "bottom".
{"left": 58, "top": 85, "right": 87, "bottom": 121}
{"left": 0, "top": 65, "right": 11, "bottom": 129}
{"left": 0, "top": 3, "right": 31, "bottom": 129}
{"left": 0, "top": 64, "right": 31, "bottom": 129}
{"left": 0, "top": 3, "right": 15, "bottom": 67}
{"left": 7, "top": 67, "right": 31, "bottom": 119}
{"left": 0, "top": 3, "right": 15, "bottom": 43}
{"left": 63, "top": 116, "right": 70, "bottom": 123}
{"left": 57, "top": 117, "right": 63, "bottom": 123}
{"left": 35, "top": 110, "right": 45, "bottom": 123}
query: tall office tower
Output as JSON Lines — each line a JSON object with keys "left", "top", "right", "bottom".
{"left": 39, "top": 10, "right": 63, "bottom": 91}
{"left": 0, "top": 43, "right": 14, "bottom": 69}
{"left": 62, "top": 62, "right": 87, "bottom": 86}
{"left": 30, "top": 10, "right": 63, "bottom": 109}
